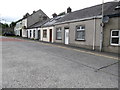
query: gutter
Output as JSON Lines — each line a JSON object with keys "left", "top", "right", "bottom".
{"left": 55, "top": 15, "right": 102, "bottom": 25}
{"left": 93, "top": 16, "right": 96, "bottom": 50}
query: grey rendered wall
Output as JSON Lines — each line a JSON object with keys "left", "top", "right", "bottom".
{"left": 54, "top": 23, "right": 69, "bottom": 44}
{"left": 103, "top": 17, "right": 120, "bottom": 54}
{"left": 54, "top": 18, "right": 101, "bottom": 50}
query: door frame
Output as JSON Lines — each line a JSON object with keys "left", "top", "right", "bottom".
{"left": 33, "top": 30, "right": 35, "bottom": 38}
{"left": 38, "top": 30, "right": 41, "bottom": 40}
{"left": 27, "top": 30, "right": 28, "bottom": 38}
{"left": 30, "top": 30, "right": 31, "bottom": 38}
{"left": 49, "top": 29, "right": 52, "bottom": 42}
{"left": 64, "top": 28, "right": 69, "bottom": 45}
{"left": 20, "top": 29, "right": 22, "bottom": 37}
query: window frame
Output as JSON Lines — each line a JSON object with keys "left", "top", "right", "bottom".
{"left": 76, "top": 25, "right": 85, "bottom": 41}
{"left": 43, "top": 29, "right": 47, "bottom": 38}
{"left": 56, "top": 27, "right": 62, "bottom": 40}
{"left": 110, "top": 30, "right": 120, "bottom": 46}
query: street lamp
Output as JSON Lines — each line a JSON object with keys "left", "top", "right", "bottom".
{"left": 100, "top": 0, "right": 104, "bottom": 52}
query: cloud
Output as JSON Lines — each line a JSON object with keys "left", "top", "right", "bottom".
{"left": 0, "top": 0, "right": 113, "bottom": 24}
{"left": 0, "top": 16, "right": 20, "bottom": 24}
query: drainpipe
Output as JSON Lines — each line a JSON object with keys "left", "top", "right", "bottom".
{"left": 100, "top": 0, "right": 104, "bottom": 52}
{"left": 93, "top": 16, "right": 96, "bottom": 50}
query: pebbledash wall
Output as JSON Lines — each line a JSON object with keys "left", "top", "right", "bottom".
{"left": 54, "top": 18, "right": 102, "bottom": 51}
{"left": 54, "top": 17, "right": 120, "bottom": 54}
{"left": 103, "top": 17, "right": 120, "bottom": 54}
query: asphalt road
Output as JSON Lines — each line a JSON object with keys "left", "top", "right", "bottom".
{"left": 2, "top": 36, "right": 119, "bottom": 88}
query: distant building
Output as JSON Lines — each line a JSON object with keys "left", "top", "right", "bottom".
{"left": 14, "top": 9, "right": 49, "bottom": 38}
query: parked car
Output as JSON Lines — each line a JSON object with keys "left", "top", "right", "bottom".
{"left": 3, "top": 32, "right": 15, "bottom": 36}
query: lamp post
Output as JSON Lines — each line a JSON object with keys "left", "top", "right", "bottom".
{"left": 100, "top": 0, "right": 104, "bottom": 52}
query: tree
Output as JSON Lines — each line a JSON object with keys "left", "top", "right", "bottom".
{"left": 9, "top": 22, "right": 16, "bottom": 28}
{"left": 2, "top": 23, "right": 9, "bottom": 28}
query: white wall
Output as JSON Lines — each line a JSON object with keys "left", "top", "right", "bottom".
{"left": 22, "top": 29, "right": 27, "bottom": 37}
{"left": 14, "top": 18, "right": 27, "bottom": 37}
{"left": 14, "top": 21, "right": 22, "bottom": 36}
{"left": 34, "top": 28, "right": 38, "bottom": 39}
{"left": 22, "top": 19, "right": 27, "bottom": 27}
{"left": 22, "top": 19, "right": 27, "bottom": 37}
{"left": 41, "top": 26, "right": 54, "bottom": 43}
{"left": 27, "top": 29, "right": 30, "bottom": 38}
{"left": 14, "top": 29, "right": 20, "bottom": 36}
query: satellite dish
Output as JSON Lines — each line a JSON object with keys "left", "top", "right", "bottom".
{"left": 102, "top": 16, "right": 109, "bottom": 23}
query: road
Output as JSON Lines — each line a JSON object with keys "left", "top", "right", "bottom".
{"left": 1, "top": 36, "right": 119, "bottom": 88}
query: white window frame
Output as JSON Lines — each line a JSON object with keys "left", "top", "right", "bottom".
{"left": 43, "top": 29, "right": 47, "bottom": 38}
{"left": 56, "top": 27, "right": 62, "bottom": 40}
{"left": 110, "top": 30, "right": 120, "bottom": 46}
{"left": 76, "top": 25, "right": 85, "bottom": 40}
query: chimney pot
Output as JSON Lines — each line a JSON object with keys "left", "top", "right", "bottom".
{"left": 67, "top": 7, "right": 72, "bottom": 13}
{"left": 52, "top": 13, "right": 57, "bottom": 18}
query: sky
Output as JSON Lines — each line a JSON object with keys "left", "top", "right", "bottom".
{"left": 0, "top": 0, "right": 115, "bottom": 24}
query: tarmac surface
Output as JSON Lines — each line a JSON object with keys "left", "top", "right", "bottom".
{"left": 1, "top": 36, "right": 119, "bottom": 88}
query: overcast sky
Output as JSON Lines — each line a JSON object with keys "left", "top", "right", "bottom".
{"left": 0, "top": 0, "right": 114, "bottom": 24}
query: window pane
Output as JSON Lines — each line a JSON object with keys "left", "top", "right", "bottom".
{"left": 56, "top": 28, "right": 62, "bottom": 40}
{"left": 112, "top": 31, "right": 119, "bottom": 36}
{"left": 76, "top": 31, "right": 85, "bottom": 40}
{"left": 43, "top": 30, "right": 47, "bottom": 38}
{"left": 57, "top": 32, "right": 62, "bottom": 39}
{"left": 77, "top": 26, "right": 85, "bottom": 30}
{"left": 77, "top": 26, "right": 80, "bottom": 29}
{"left": 111, "top": 38, "right": 119, "bottom": 44}
{"left": 81, "top": 26, "right": 85, "bottom": 29}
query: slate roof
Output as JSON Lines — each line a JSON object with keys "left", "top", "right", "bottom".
{"left": 27, "top": 19, "right": 50, "bottom": 29}
{"left": 16, "top": 9, "right": 49, "bottom": 24}
{"left": 42, "top": 15, "right": 65, "bottom": 27}
{"left": 56, "top": 1, "right": 120, "bottom": 24}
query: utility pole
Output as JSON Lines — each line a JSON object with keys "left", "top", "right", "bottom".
{"left": 0, "top": 14, "right": 2, "bottom": 35}
{"left": 100, "top": 0, "right": 104, "bottom": 52}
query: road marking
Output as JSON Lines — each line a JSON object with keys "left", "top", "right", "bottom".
{"left": 27, "top": 40, "right": 119, "bottom": 60}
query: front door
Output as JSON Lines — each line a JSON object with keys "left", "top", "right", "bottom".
{"left": 30, "top": 30, "right": 31, "bottom": 38}
{"left": 33, "top": 30, "right": 35, "bottom": 38}
{"left": 65, "top": 29, "right": 69, "bottom": 45}
{"left": 20, "top": 29, "right": 22, "bottom": 37}
{"left": 50, "top": 29, "right": 52, "bottom": 42}
{"left": 38, "top": 30, "right": 41, "bottom": 40}
{"left": 27, "top": 30, "right": 28, "bottom": 38}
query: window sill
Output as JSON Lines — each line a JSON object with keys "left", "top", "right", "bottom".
{"left": 56, "top": 39, "right": 62, "bottom": 40}
{"left": 75, "top": 39, "right": 85, "bottom": 41}
{"left": 110, "top": 44, "right": 120, "bottom": 46}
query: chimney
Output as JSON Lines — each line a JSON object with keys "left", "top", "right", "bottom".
{"left": 23, "top": 13, "right": 30, "bottom": 18}
{"left": 33, "top": 11, "right": 36, "bottom": 13}
{"left": 67, "top": 7, "right": 72, "bottom": 13}
{"left": 52, "top": 13, "right": 57, "bottom": 18}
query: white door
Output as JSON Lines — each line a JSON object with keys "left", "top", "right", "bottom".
{"left": 65, "top": 29, "right": 69, "bottom": 45}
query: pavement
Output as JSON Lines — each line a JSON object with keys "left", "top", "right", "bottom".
{"left": 1, "top": 36, "right": 119, "bottom": 88}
